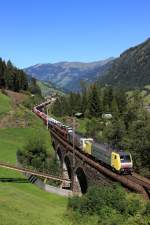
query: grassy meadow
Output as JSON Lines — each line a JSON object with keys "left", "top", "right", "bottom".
{"left": 0, "top": 92, "right": 11, "bottom": 117}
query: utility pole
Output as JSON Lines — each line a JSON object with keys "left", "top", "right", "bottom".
{"left": 73, "top": 116, "right": 75, "bottom": 169}
{"left": 72, "top": 116, "right": 76, "bottom": 193}
{"left": 47, "top": 107, "right": 49, "bottom": 130}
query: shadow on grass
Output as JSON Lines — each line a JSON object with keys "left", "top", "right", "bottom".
{"left": 0, "top": 178, "right": 29, "bottom": 183}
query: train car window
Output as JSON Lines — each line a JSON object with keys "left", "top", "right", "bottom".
{"left": 124, "top": 155, "right": 131, "bottom": 162}
{"left": 114, "top": 155, "right": 117, "bottom": 159}
{"left": 120, "top": 155, "right": 131, "bottom": 162}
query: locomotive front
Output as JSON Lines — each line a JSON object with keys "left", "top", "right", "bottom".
{"left": 118, "top": 151, "right": 133, "bottom": 174}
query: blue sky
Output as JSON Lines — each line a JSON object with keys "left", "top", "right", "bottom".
{"left": 0, "top": 0, "right": 150, "bottom": 68}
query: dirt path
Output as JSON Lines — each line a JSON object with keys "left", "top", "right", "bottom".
{"left": 5, "top": 90, "right": 27, "bottom": 108}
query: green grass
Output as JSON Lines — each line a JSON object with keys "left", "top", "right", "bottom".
{"left": 0, "top": 92, "right": 11, "bottom": 117}
{"left": 0, "top": 128, "right": 53, "bottom": 163}
{"left": 126, "top": 88, "right": 150, "bottom": 106}
{"left": 76, "top": 118, "right": 89, "bottom": 134}
{"left": 0, "top": 128, "right": 72, "bottom": 225}
{"left": 37, "top": 81, "right": 64, "bottom": 97}
{"left": 144, "top": 84, "right": 150, "bottom": 90}
{"left": 143, "top": 93, "right": 150, "bottom": 105}
{"left": 49, "top": 114, "right": 88, "bottom": 135}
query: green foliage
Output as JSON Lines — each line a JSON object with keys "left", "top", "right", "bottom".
{"left": 87, "top": 84, "right": 101, "bottom": 117}
{"left": 28, "top": 77, "right": 42, "bottom": 95}
{"left": 100, "top": 38, "right": 150, "bottom": 88}
{"left": 37, "top": 80, "right": 64, "bottom": 97}
{"left": 103, "top": 118, "right": 126, "bottom": 148}
{"left": 143, "top": 201, "right": 150, "bottom": 216}
{"left": 0, "top": 91, "right": 11, "bottom": 117}
{"left": 23, "top": 94, "right": 43, "bottom": 109}
{"left": 0, "top": 58, "right": 28, "bottom": 91}
{"left": 52, "top": 85, "right": 124, "bottom": 119}
{"left": 17, "top": 132, "right": 50, "bottom": 170}
{"left": 85, "top": 118, "right": 104, "bottom": 141}
{"left": 68, "top": 185, "right": 148, "bottom": 225}
{"left": 68, "top": 185, "right": 127, "bottom": 215}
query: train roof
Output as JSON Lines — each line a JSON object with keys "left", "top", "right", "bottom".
{"left": 118, "top": 151, "right": 131, "bottom": 156}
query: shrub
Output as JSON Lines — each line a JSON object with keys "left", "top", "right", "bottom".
{"left": 68, "top": 184, "right": 127, "bottom": 215}
{"left": 143, "top": 201, "right": 150, "bottom": 216}
{"left": 126, "top": 198, "right": 142, "bottom": 216}
{"left": 17, "top": 131, "right": 49, "bottom": 170}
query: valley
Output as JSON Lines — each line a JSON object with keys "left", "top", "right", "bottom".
{"left": 0, "top": 3, "right": 150, "bottom": 223}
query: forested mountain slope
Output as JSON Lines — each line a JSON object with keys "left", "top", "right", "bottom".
{"left": 100, "top": 38, "right": 150, "bottom": 88}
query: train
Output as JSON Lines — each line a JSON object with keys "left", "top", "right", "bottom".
{"left": 33, "top": 105, "right": 133, "bottom": 174}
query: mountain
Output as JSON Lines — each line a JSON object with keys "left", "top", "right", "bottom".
{"left": 100, "top": 38, "right": 150, "bottom": 88}
{"left": 24, "top": 58, "right": 113, "bottom": 92}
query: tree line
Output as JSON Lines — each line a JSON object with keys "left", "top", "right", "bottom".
{"left": 0, "top": 57, "right": 42, "bottom": 97}
{"left": 0, "top": 58, "right": 28, "bottom": 92}
{"left": 52, "top": 84, "right": 127, "bottom": 118}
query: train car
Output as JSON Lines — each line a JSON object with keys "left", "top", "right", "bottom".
{"left": 68, "top": 131, "right": 93, "bottom": 153}
{"left": 41, "top": 113, "right": 48, "bottom": 124}
{"left": 48, "top": 119, "right": 68, "bottom": 140}
{"left": 91, "top": 142, "right": 133, "bottom": 174}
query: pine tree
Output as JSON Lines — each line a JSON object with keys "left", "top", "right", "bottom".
{"left": 111, "top": 96, "right": 119, "bottom": 115}
{"left": 0, "top": 58, "right": 6, "bottom": 87}
{"left": 88, "top": 84, "right": 101, "bottom": 117}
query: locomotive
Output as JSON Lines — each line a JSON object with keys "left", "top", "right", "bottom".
{"left": 33, "top": 106, "right": 133, "bottom": 174}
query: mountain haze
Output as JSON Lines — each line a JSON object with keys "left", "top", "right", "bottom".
{"left": 24, "top": 58, "right": 113, "bottom": 92}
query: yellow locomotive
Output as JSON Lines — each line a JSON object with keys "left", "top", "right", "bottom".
{"left": 79, "top": 138, "right": 133, "bottom": 174}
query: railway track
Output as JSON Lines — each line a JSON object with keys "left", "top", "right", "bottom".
{"left": 0, "top": 162, "right": 71, "bottom": 183}
{"left": 126, "top": 173, "right": 150, "bottom": 190}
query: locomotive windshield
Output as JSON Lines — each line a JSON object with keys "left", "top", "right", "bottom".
{"left": 120, "top": 154, "right": 131, "bottom": 162}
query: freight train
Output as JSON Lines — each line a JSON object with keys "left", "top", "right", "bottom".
{"left": 33, "top": 106, "right": 133, "bottom": 174}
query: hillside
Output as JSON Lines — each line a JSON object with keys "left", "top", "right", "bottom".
{"left": 24, "top": 58, "right": 113, "bottom": 92}
{"left": 37, "top": 80, "right": 64, "bottom": 97}
{"left": 0, "top": 128, "right": 70, "bottom": 225}
{"left": 0, "top": 91, "right": 11, "bottom": 118}
{"left": 0, "top": 91, "right": 73, "bottom": 225}
{"left": 100, "top": 38, "right": 150, "bottom": 88}
{"left": 0, "top": 58, "right": 28, "bottom": 92}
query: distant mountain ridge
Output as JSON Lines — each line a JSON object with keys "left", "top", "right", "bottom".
{"left": 24, "top": 58, "right": 114, "bottom": 92}
{"left": 100, "top": 38, "right": 150, "bottom": 88}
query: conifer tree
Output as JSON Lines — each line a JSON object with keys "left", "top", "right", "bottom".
{"left": 0, "top": 58, "right": 6, "bottom": 87}
{"left": 88, "top": 84, "right": 101, "bottom": 117}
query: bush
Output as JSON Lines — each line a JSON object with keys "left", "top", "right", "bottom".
{"left": 23, "top": 95, "right": 43, "bottom": 109}
{"left": 67, "top": 184, "right": 148, "bottom": 225}
{"left": 126, "top": 198, "right": 142, "bottom": 216}
{"left": 17, "top": 131, "right": 49, "bottom": 170}
{"left": 98, "top": 207, "right": 124, "bottom": 225}
{"left": 68, "top": 184, "right": 127, "bottom": 215}
{"left": 1, "top": 88, "right": 8, "bottom": 96}
{"left": 143, "top": 201, "right": 150, "bottom": 216}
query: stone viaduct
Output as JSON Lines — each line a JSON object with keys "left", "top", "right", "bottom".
{"left": 51, "top": 133, "right": 113, "bottom": 194}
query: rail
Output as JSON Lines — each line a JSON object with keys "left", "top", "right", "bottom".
{"left": 0, "top": 162, "right": 71, "bottom": 183}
